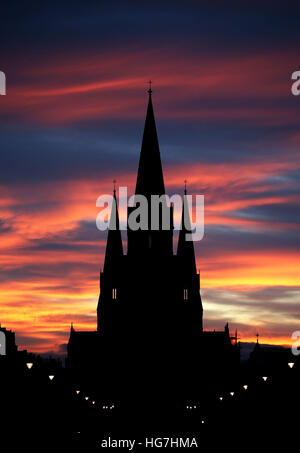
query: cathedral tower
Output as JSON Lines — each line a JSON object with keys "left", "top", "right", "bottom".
{"left": 68, "top": 89, "right": 237, "bottom": 415}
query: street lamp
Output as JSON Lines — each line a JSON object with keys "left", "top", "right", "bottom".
{"left": 288, "top": 362, "right": 295, "bottom": 369}
{"left": 262, "top": 376, "right": 268, "bottom": 381}
{"left": 243, "top": 385, "right": 248, "bottom": 390}
{"left": 48, "top": 375, "right": 54, "bottom": 381}
{"left": 26, "top": 362, "right": 33, "bottom": 369}
{"left": 75, "top": 390, "right": 80, "bottom": 394}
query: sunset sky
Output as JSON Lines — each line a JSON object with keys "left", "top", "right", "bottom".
{"left": 0, "top": 1, "right": 299, "bottom": 354}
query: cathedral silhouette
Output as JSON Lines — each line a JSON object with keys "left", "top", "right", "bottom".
{"left": 67, "top": 89, "right": 239, "bottom": 419}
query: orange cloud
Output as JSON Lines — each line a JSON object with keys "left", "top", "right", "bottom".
{"left": 1, "top": 45, "right": 299, "bottom": 352}
{"left": 0, "top": 150, "right": 299, "bottom": 353}
{"left": 0, "top": 48, "right": 298, "bottom": 125}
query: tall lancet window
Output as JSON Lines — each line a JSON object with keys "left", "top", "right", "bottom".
{"left": 112, "top": 288, "right": 117, "bottom": 300}
{"left": 184, "top": 289, "right": 188, "bottom": 300}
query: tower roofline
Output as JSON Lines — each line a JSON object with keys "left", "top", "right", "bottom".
{"left": 103, "top": 185, "right": 123, "bottom": 271}
{"left": 135, "top": 89, "right": 165, "bottom": 198}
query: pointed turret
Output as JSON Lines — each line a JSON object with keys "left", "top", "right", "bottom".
{"left": 177, "top": 185, "right": 197, "bottom": 273}
{"left": 249, "top": 331, "right": 265, "bottom": 369}
{"left": 135, "top": 87, "right": 165, "bottom": 198}
{"left": 225, "top": 322, "right": 229, "bottom": 336}
{"left": 103, "top": 185, "right": 123, "bottom": 271}
{"left": 69, "top": 322, "right": 75, "bottom": 342}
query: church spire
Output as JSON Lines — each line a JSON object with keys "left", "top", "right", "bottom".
{"left": 135, "top": 85, "right": 165, "bottom": 198}
{"left": 177, "top": 184, "right": 197, "bottom": 273}
{"left": 103, "top": 183, "right": 123, "bottom": 271}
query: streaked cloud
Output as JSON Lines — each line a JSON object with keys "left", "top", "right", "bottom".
{"left": 0, "top": 0, "right": 299, "bottom": 353}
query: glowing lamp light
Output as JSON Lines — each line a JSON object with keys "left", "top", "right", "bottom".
{"left": 26, "top": 362, "right": 33, "bottom": 369}
{"left": 85, "top": 396, "right": 89, "bottom": 401}
{"left": 219, "top": 397, "right": 223, "bottom": 401}
{"left": 48, "top": 375, "right": 54, "bottom": 381}
{"left": 75, "top": 390, "right": 80, "bottom": 394}
{"left": 201, "top": 420, "right": 205, "bottom": 424}
{"left": 288, "top": 362, "right": 295, "bottom": 369}
{"left": 230, "top": 392, "right": 234, "bottom": 396}
{"left": 262, "top": 376, "right": 268, "bottom": 382}
{"left": 92, "top": 401, "right": 95, "bottom": 405}
{"left": 194, "top": 405, "right": 197, "bottom": 409}
{"left": 243, "top": 385, "right": 248, "bottom": 390}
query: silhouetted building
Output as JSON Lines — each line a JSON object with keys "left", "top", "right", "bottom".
{"left": 68, "top": 90, "right": 238, "bottom": 413}
{"left": 0, "top": 323, "right": 18, "bottom": 355}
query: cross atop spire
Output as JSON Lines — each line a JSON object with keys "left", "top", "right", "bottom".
{"left": 256, "top": 332, "right": 259, "bottom": 343}
{"left": 148, "top": 80, "right": 152, "bottom": 95}
{"left": 113, "top": 179, "right": 116, "bottom": 195}
{"left": 135, "top": 87, "right": 165, "bottom": 198}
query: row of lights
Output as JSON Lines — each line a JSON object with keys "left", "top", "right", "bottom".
{"left": 27, "top": 360, "right": 296, "bottom": 417}
{"left": 192, "top": 367, "right": 296, "bottom": 406}
{"left": 75, "top": 370, "right": 295, "bottom": 414}
{"left": 75, "top": 364, "right": 296, "bottom": 415}
{"left": 26, "top": 362, "right": 55, "bottom": 381}
{"left": 164, "top": 377, "right": 271, "bottom": 410}
{"left": 187, "top": 363, "right": 296, "bottom": 409}
{"left": 218, "top": 379, "right": 261, "bottom": 400}
{"left": 220, "top": 367, "right": 295, "bottom": 400}
{"left": 187, "top": 369, "right": 294, "bottom": 421}
{"left": 71, "top": 361, "right": 296, "bottom": 434}
{"left": 75, "top": 390, "right": 114, "bottom": 410}
{"left": 71, "top": 363, "right": 296, "bottom": 436}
